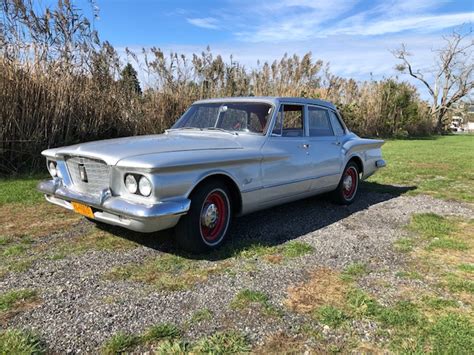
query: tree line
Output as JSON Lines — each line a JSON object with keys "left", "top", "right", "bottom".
{"left": 0, "top": 0, "right": 471, "bottom": 175}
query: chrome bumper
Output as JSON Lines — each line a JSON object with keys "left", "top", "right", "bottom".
{"left": 37, "top": 179, "right": 190, "bottom": 233}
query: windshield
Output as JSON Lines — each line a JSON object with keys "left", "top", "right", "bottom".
{"left": 172, "top": 102, "right": 274, "bottom": 134}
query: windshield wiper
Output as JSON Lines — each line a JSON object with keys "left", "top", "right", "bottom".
{"left": 203, "top": 127, "right": 238, "bottom": 135}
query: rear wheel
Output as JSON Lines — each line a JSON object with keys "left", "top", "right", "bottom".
{"left": 333, "top": 162, "right": 360, "bottom": 204}
{"left": 175, "top": 180, "right": 232, "bottom": 253}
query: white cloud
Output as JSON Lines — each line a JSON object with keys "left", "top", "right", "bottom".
{"left": 234, "top": 0, "right": 358, "bottom": 42}
{"left": 186, "top": 17, "right": 219, "bottom": 29}
{"left": 329, "top": 12, "right": 474, "bottom": 36}
{"left": 186, "top": 0, "right": 472, "bottom": 42}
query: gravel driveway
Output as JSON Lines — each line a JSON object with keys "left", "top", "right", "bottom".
{"left": 1, "top": 185, "right": 472, "bottom": 353}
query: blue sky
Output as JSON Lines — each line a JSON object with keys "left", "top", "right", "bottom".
{"left": 44, "top": 0, "right": 473, "bottom": 94}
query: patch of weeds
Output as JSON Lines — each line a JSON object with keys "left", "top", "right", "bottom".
{"left": 0, "top": 236, "right": 14, "bottom": 246}
{"left": 429, "top": 314, "right": 474, "bottom": 353}
{"left": 281, "top": 241, "right": 314, "bottom": 258}
{"left": 231, "top": 289, "right": 280, "bottom": 316}
{"left": 458, "top": 263, "right": 474, "bottom": 273}
{"left": 234, "top": 241, "right": 313, "bottom": 262}
{"left": 236, "top": 243, "right": 278, "bottom": 259}
{"left": 0, "top": 329, "right": 45, "bottom": 354}
{"left": 444, "top": 274, "right": 474, "bottom": 294}
{"left": 101, "top": 332, "right": 140, "bottom": 354}
{"left": 422, "top": 296, "right": 459, "bottom": 310}
{"left": 395, "top": 270, "right": 423, "bottom": 280}
{"left": 232, "top": 289, "right": 268, "bottom": 308}
{"left": 154, "top": 339, "right": 190, "bottom": 353}
{"left": 394, "top": 237, "right": 414, "bottom": 252}
{"left": 340, "top": 263, "right": 369, "bottom": 282}
{"left": 346, "top": 289, "right": 380, "bottom": 318}
{"left": 346, "top": 290, "right": 423, "bottom": 328}
{"left": 2, "top": 244, "right": 27, "bottom": 257}
{"left": 427, "top": 237, "right": 468, "bottom": 251}
{"left": 142, "top": 323, "right": 181, "bottom": 342}
{"left": 190, "top": 308, "right": 213, "bottom": 324}
{"left": 0, "top": 289, "right": 37, "bottom": 312}
{"left": 47, "top": 252, "right": 66, "bottom": 261}
{"left": 108, "top": 254, "right": 222, "bottom": 291}
{"left": 313, "top": 305, "right": 348, "bottom": 328}
{"left": 194, "top": 331, "right": 251, "bottom": 354}
{"left": 7, "top": 259, "right": 33, "bottom": 273}
{"left": 409, "top": 213, "right": 455, "bottom": 239}
{"left": 298, "top": 323, "right": 324, "bottom": 341}
{"left": 376, "top": 301, "right": 423, "bottom": 328}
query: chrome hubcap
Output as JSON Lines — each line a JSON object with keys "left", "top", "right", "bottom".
{"left": 201, "top": 203, "right": 218, "bottom": 228}
{"left": 343, "top": 175, "right": 353, "bottom": 190}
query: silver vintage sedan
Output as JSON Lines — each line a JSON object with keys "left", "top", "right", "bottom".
{"left": 38, "top": 97, "right": 386, "bottom": 252}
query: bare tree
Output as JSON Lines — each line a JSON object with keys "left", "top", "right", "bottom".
{"left": 393, "top": 29, "right": 474, "bottom": 133}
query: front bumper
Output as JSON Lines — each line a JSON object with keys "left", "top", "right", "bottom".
{"left": 37, "top": 179, "right": 190, "bottom": 233}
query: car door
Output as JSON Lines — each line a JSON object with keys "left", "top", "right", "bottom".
{"left": 306, "top": 105, "right": 343, "bottom": 191}
{"left": 259, "top": 104, "right": 313, "bottom": 204}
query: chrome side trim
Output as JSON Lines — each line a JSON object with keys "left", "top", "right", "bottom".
{"left": 241, "top": 172, "right": 340, "bottom": 193}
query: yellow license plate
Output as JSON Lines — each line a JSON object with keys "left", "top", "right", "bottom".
{"left": 71, "top": 202, "right": 94, "bottom": 219}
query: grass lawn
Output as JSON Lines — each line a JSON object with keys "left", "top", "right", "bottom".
{"left": 368, "top": 135, "right": 474, "bottom": 202}
{"left": 0, "top": 135, "right": 473, "bottom": 353}
{"left": 0, "top": 174, "right": 47, "bottom": 205}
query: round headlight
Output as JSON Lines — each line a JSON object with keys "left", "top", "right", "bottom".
{"left": 125, "top": 174, "right": 138, "bottom": 194}
{"left": 138, "top": 176, "right": 152, "bottom": 197}
{"left": 48, "top": 161, "right": 57, "bottom": 177}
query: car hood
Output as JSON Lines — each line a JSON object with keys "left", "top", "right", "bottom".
{"left": 42, "top": 132, "right": 243, "bottom": 165}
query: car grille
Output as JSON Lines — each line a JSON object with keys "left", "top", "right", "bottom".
{"left": 65, "top": 156, "right": 110, "bottom": 196}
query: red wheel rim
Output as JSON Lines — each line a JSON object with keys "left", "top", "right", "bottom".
{"left": 200, "top": 190, "right": 228, "bottom": 242}
{"left": 342, "top": 166, "right": 358, "bottom": 199}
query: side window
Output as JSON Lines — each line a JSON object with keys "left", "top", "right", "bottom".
{"left": 329, "top": 111, "right": 345, "bottom": 136}
{"left": 272, "top": 105, "right": 304, "bottom": 137}
{"left": 308, "top": 106, "right": 334, "bottom": 137}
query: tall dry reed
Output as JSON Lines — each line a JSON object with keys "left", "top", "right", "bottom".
{"left": 0, "top": 0, "right": 433, "bottom": 175}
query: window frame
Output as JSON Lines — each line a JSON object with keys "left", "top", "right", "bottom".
{"left": 306, "top": 104, "right": 335, "bottom": 138}
{"left": 328, "top": 109, "right": 348, "bottom": 136}
{"left": 270, "top": 103, "right": 306, "bottom": 137}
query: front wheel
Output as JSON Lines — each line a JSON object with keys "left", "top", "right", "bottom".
{"left": 332, "top": 162, "right": 360, "bottom": 205}
{"left": 175, "top": 180, "right": 232, "bottom": 253}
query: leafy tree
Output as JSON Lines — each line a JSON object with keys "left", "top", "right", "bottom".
{"left": 120, "top": 63, "right": 142, "bottom": 95}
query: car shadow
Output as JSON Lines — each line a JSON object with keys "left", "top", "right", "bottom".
{"left": 94, "top": 182, "right": 416, "bottom": 261}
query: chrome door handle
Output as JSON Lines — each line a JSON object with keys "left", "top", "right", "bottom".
{"left": 301, "top": 144, "right": 310, "bottom": 149}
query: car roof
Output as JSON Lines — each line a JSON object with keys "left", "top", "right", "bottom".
{"left": 194, "top": 96, "right": 337, "bottom": 110}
